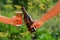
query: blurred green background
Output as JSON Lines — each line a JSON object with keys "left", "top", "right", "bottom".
{"left": 0, "top": 0, "right": 60, "bottom": 40}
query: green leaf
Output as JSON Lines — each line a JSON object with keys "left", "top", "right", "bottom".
{"left": 41, "top": 0, "right": 46, "bottom": 3}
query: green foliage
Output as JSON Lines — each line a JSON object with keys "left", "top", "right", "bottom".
{"left": 0, "top": 0, "right": 60, "bottom": 40}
